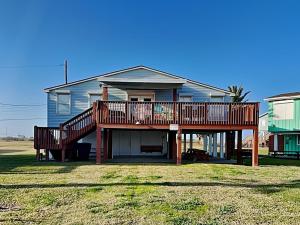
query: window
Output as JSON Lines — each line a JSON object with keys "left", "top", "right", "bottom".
{"left": 210, "top": 96, "right": 224, "bottom": 102}
{"left": 179, "top": 96, "right": 192, "bottom": 102}
{"left": 273, "top": 100, "right": 294, "bottom": 120}
{"left": 130, "top": 97, "right": 139, "bottom": 102}
{"left": 297, "top": 135, "right": 300, "bottom": 145}
{"left": 57, "top": 93, "right": 71, "bottom": 115}
{"left": 89, "top": 94, "right": 101, "bottom": 107}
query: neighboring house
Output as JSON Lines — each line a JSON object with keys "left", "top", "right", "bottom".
{"left": 265, "top": 92, "right": 300, "bottom": 154}
{"left": 259, "top": 112, "right": 270, "bottom": 147}
{"left": 34, "top": 66, "right": 260, "bottom": 166}
{"left": 243, "top": 112, "right": 269, "bottom": 148}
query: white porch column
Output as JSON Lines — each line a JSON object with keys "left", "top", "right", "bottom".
{"left": 208, "top": 134, "right": 213, "bottom": 156}
{"left": 203, "top": 135, "right": 208, "bottom": 152}
{"left": 274, "top": 134, "right": 278, "bottom": 152}
{"left": 190, "top": 133, "right": 193, "bottom": 150}
{"left": 220, "top": 132, "right": 224, "bottom": 159}
{"left": 213, "top": 133, "right": 218, "bottom": 157}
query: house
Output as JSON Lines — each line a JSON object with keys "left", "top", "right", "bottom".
{"left": 34, "top": 66, "right": 259, "bottom": 166}
{"left": 265, "top": 92, "right": 300, "bottom": 155}
{"left": 258, "top": 112, "right": 269, "bottom": 147}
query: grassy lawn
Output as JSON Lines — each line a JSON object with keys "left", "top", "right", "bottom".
{"left": 1, "top": 141, "right": 300, "bottom": 225}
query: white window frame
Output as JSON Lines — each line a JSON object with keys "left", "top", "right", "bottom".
{"left": 179, "top": 93, "right": 193, "bottom": 102}
{"left": 210, "top": 95, "right": 225, "bottom": 102}
{"left": 56, "top": 92, "right": 71, "bottom": 115}
{"left": 127, "top": 90, "right": 155, "bottom": 102}
{"left": 88, "top": 93, "right": 102, "bottom": 107}
{"left": 273, "top": 100, "right": 294, "bottom": 120}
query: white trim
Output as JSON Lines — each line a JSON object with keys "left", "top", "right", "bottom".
{"left": 44, "top": 66, "right": 232, "bottom": 95}
{"left": 56, "top": 93, "right": 71, "bottom": 115}
{"left": 179, "top": 93, "right": 194, "bottom": 97}
{"left": 127, "top": 90, "right": 155, "bottom": 102}
{"left": 273, "top": 100, "right": 294, "bottom": 104}
{"left": 88, "top": 93, "right": 102, "bottom": 107}
{"left": 55, "top": 90, "right": 70, "bottom": 94}
{"left": 98, "top": 77, "right": 186, "bottom": 84}
{"left": 265, "top": 95, "right": 300, "bottom": 102}
{"left": 259, "top": 112, "right": 268, "bottom": 118}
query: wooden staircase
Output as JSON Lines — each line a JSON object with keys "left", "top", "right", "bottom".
{"left": 34, "top": 103, "right": 97, "bottom": 161}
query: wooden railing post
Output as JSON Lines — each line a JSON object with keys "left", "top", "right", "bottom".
{"left": 178, "top": 102, "right": 181, "bottom": 125}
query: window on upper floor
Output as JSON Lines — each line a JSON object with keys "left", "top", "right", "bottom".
{"left": 179, "top": 95, "right": 193, "bottom": 102}
{"left": 273, "top": 100, "right": 294, "bottom": 120}
{"left": 89, "top": 94, "right": 102, "bottom": 107}
{"left": 210, "top": 96, "right": 224, "bottom": 102}
{"left": 57, "top": 93, "right": 71, "bottom": 115}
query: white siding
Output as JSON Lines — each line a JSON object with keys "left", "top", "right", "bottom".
{"left": 112, "top": 130, "right": 168, "bottom": 156}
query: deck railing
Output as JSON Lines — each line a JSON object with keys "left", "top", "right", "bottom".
{"left": 60, "top": 106, "right": 96, "bottom": 145}
{"left": 97, "top": 101, "right": 259, "bottom": 126}
{"left": 34, "top": 126, "right": 61, "bottom": 150}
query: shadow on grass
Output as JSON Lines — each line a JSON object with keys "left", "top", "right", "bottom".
{"left": 1, "top": 180, "right": 299, "bottom": 195}
{"left": 0, "top": 149, "right": 28, "bottom": 154}
{"left": 244, "top": 157, "right": 300, "bottom": 167}
{"left": 0, "top": 154, "right": 93, "bottom": 174}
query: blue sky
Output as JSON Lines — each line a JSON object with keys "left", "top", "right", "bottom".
{"left": 0, "top": 0, "right": 300, "bottom": 137}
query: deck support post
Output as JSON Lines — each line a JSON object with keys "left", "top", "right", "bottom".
{"left": 103, "top": 129, "right": 108, "bottom": 162}
{"left": 226, "top": 131, "right": 234, "bottom": 160}
{"left": 189, "top": 133, "right": 193, "bottom": 150}
{"left": 45, "top": 149, "right": 50, "bottom": 161}
{"left": 220, "top": 133, "right": 224, "bottom": 159}
{"left": 96, "top": 125, "right": 102, "bottom": 164}
{"left": 61, "top": 146, "right": 66, "bottom": 162}
{"left": 168, "top": 132, "right": 177, "bottom": 160}
{"left": 172, "top": 132, "right": 177, "bottom": 160}
{"left": 213, "top": 133, "right": 218, "bottom": 158}
{"left": 208, "top": 134, "right": 213, "bottom": 156}
{"left": 237, "top": 130, "right": 243, "bottom": 164}
{"left": 36, "top": 149, "right": 40, "bottom": 161}
{"left": 183, "top": 133, "right": 187, "bottom": 152}
{"left": 252, "top": 128, "right": 259, "bottom": 167}
{"left": 177, "top": 129, "right": 182, "bottom": 165}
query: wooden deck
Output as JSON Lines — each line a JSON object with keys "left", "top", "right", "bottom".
{"left": 34, "top": 100, "right": 259, "bottom": 166}
{"left": 97, "top": 101, "right": 259, "bottom": 128}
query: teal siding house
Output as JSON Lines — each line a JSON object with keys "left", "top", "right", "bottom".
{"left": 265, "top": 92, "right": 300, "bottom": 153}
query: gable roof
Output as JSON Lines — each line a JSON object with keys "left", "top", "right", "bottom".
{"left": 259, "top": 112, "right": 268, "bottom": 118}
{"left": 44, "top": 65, "right": 233, "bottom": 95}
{"left": 265, "top": 92, "right": 300, "bottom": 101}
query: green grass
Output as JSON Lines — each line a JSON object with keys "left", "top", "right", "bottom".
{"left": 1, "top": 141, "right": 300, "bottom": 224}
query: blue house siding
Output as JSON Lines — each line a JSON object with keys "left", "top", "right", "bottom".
{"left": 48, "top": 79, "right": 99, "bottom": 127}
{"left": 178, "top": 81, "right": 231, "bottom": 102}
{"left": 47, "top": 68, "right": 232, "bottom": 127}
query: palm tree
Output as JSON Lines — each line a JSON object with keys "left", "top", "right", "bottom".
{"left": 228, "top": 85, "right": 250, "bottom": 103}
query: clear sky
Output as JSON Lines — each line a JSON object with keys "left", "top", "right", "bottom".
{"left": 0, "top": 0, "right": 300, "bottom": 137}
